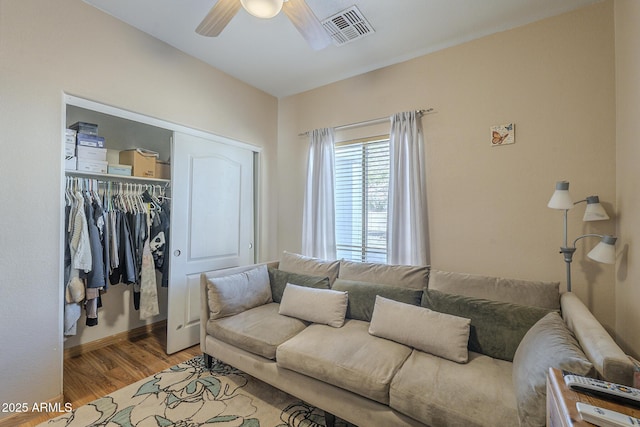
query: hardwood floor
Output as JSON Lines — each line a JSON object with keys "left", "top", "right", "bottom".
{"left": 19, "top": 328, "right": 200, "bottom": 426}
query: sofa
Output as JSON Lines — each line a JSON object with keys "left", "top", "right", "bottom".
{"left": 199, "top": 251, "right": 634, "bottom": 427}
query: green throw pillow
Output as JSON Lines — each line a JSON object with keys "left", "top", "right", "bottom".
{"left": 422, "top": 289, "right": 553, "bottom": 361}
{"left": 332, "top": 278, "right": 423, "bottom": 322}
{"left": 267, "top": 267, "right": 330, "bottom": 303}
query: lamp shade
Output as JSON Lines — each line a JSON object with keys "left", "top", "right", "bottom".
{"left": 240, "top": 0, "right": 283, "bottom": 18}
{"left": 548, "top": 181, "right": 574, "bottom": 210}
{"left": 587, "top": 235, "right": 617, "bottom": 264}
{"left": 583, "top": 195, "right": 610, "bottom": 221}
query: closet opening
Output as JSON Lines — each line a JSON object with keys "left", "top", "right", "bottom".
{"left": 61, "top": 94, "right": 258, "bottom": 405}
{"left": 63, "top": 102, "right": 173, "bottom": 356}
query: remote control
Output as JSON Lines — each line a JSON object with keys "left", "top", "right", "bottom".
{"left": 576, "top": 402, "right": 640, "bottom": 427}
{"left": 564, "top": 374, "right": 640, "bottom": 408}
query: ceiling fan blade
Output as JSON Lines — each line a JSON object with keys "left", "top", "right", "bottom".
{"left": 196, "top": 0, "right": 241, "bottom": 37}
{"left": 282, "top": 0, "right": 332, "bottom": 50}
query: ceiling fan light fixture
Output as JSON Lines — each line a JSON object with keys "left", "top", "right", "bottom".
{"left": 240, "top": 0, "right": 284, "bottom": 19}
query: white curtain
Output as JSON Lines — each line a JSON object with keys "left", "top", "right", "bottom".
{"left": 387, "top": 111, "right": 430, "bottom": 266}
{"left": 302, "top": 128, "right": 337, "bottom": 259}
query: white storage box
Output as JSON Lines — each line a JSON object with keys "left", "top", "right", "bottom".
{"left": 77, "top": 145, "right": 107, "bottom": 161}
{"left": 108, "top": 164, "right": 132, "bottom": 176}
{"left": 76, "top": 133, "right": 105, "bottom": 148}
{"left": 65, "top": 156, "right": 77, "bottom": 171}
{"left": 65, "top": 129, "right": 77, "bottom": 144}
{"left": 65, "top": 142, "right": 76, "bottom": 157}
{"left": 77, "top": 159, "right": 108, "bottom": 174}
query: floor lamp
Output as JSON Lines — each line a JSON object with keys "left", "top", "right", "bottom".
{"left": 547, "top": 181, "right": 617, "bottom": 292}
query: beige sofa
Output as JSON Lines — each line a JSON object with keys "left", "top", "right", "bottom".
{"left": 199, "top": 252, "right": 634, "bottom": 427}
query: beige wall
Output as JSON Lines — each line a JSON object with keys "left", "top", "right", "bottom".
{"left": 615, "top": 0, "right": 640, "bottom": 359}
{"left": 279, "top": 2, "right": 618, "bottom": 332}
{"left": 0, "top": 0, "right": 278, "bottom": 417}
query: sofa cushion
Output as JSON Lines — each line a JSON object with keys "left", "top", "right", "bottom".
{"left": 205, "top": 264, "right": 272, "bottom": 320}
{"left": 276, "top": 320, "right": 412, "bottom": 404}
{"left": 370, "top": 296, "right": 470, "bottom": 363}
{"left": 512, "top": 311, "right": 594, "bottom": 427}
{"left": 207, "top": 302, "right": 308, "bottom": 360}
{"left": 267, "top": 267, "right": 330, "bottom": 303}
{"left": 332, "top": 278, "right": 423, "bottom": 321}
{"left": 422, "top": 289, "right": 552, "bottom": 362}
{"left": 338, "top": 259, "right": 429, "bottom": 290}
{"left": 279, "top": 251, "right": 340, "bottom": 285}
{"left": 428, "top": 269, "right": 560, "bottom": 310}
{"left": 390, "top": 350, "right": 519, "bottom": 427}
{"left": 279, "top": 283, "right": 348, "bottom": 328}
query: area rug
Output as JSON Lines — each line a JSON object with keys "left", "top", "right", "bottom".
{"left": 41, "top": 355, "right": 351, "bottom": 427}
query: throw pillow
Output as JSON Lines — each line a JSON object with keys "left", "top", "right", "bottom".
{"left": 279, "top": 251, "right": 340, "bottom": 285}
{"left": 206, "top": 264, "right": 273, "bottom": 320}
{"left": 332, "top": 278, "right": 423, "bottom": 322}
{"left": 369, "top": 296, "right": 471, "bottom": 363}
{"left": 279, "top": 283, "right": 348, "bottom": 328}
{"left": 512, "top": 312, "right": 594, "bottom": 427}
{"left": 267, "top": 267, "right": 330, "bottom": 303}
{"left": 338, "top": 259, "right": 429, "bottom": 290}
{"left": 428, "top": 269, "right": 560, "bottom": 310}
{"left": 422, "top": 289, "right": 552, "bottom": 361}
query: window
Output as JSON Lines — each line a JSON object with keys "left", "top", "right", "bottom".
{"left": 335, "top": 136, "right": 390, "bottom": 263}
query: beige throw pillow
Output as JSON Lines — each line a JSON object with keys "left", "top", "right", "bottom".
{"left": 206, "top": 264, "right": 272, "bottom": 320}
{"left": 369, "top": 296, "right": 471, "bottom": 363}
{"left": 279, "top": 283, "right": 348, "bottom": 328}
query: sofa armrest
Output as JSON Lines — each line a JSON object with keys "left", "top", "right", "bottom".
{"left": 561, "top": 292, "right": 633, "bottom": 385}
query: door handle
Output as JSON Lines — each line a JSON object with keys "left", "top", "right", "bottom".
{"left": 174, "top": 249, "right": 181, "bottom": 257}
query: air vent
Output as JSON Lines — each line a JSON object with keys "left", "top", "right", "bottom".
{"left": 322, "top": 6, "right": 374, "bottom": 46}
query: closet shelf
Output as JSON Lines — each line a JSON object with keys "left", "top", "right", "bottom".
{"left": 66, "top": 170, "right": 170, "bottom": 184}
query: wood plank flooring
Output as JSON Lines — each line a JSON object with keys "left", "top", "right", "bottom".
{"left": 19, "top": 329, "right": 200, "bottom": 426}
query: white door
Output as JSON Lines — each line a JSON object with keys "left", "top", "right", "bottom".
{"left": 167, "top": 132, "right": 255, "bottom": 354}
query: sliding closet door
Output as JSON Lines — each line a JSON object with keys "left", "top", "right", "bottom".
{"left": 167, "top": 132, "right": 255, "bottom": 354}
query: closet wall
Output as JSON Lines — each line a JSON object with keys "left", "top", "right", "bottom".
{"left": 64, "top": 106, "right": 173, "bottom": 349}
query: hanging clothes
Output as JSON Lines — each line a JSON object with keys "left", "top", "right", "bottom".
{"left": 63, "top": 177, "right": 170, "bottom": 336}
{"left": 140, "top": 209, "right": 159, "bottom": 320}
{"left": 149, "top": 199, "right": 170, "bottom": 287}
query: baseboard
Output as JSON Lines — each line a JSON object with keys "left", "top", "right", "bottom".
{"left": 0, "top": 393, "right": 64, "bottom": 427}
{"left": 64, "top": 320, "right": 166, "bottom": 359}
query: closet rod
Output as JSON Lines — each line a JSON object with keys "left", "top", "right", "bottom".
{"left": 298, "top": 108, "right": 434, "bottom": 137}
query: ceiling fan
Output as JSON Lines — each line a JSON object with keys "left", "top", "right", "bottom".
{"left": 196, "top": 0, "right": 332, "bottom": 50}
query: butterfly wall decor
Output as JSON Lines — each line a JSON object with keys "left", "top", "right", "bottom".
{"left": 490, "top": 123, "right": 515, "bottom": 146}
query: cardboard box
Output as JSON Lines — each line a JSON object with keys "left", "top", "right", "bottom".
{"left": 76, "top": 145, "right": 107, "bottom": 161}
{"left": 155, "top": 161, "right": 170, "bottom": 180}
{"left": 77, "top": 159, "right": 107, "bottom": 174}
{"left": 119, "top": 149, "right": 156, "bottom": 178}
{"left": 108, "top": 164, "right": 132, "bottom": 176}
{"left": 77, "top": 133, "right": 105, "bottom": 148}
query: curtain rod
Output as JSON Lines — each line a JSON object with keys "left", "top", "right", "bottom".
{"left": 298, "top": 108, "right": 434, "bottom": 137}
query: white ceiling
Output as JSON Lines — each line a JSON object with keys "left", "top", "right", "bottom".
{"left": 83, "top": 0, "right": 599, "bottom": 98}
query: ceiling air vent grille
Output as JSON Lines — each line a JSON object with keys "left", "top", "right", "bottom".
{"left": 322, "top": 6, "right": 374, "bottom": 46}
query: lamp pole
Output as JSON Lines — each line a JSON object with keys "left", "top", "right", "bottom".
{"left": 559, "top": 208, "right": 574, "bottom": 292}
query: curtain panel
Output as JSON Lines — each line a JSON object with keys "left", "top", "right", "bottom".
{"left": 302, "top": 128, "right": 337, "bottom": 260}
{"left": 387, "top": 111, "right": 430, "bottom": 266}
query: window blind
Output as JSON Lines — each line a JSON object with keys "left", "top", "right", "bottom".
{"left": 335, "top": 136, "right": 390, "bottom": 263}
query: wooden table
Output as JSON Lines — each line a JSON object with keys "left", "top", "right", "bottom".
{"left": 547, "top": 367, "right": 640, "bottom": 426}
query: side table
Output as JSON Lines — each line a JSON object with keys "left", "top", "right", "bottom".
{"left": 547, "top": 367, "right": 640, "bottom": 426}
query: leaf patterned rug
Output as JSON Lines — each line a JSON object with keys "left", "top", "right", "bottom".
{"left": 40, "top": 355, "right": 352, "bottom": 427}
